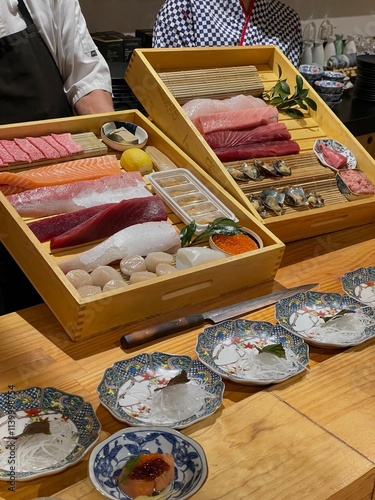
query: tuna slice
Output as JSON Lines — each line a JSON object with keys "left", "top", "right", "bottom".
{"left": 182, "top": 94, "right": 267, "bottom": 120}
{"left": 204, "top": 122, "right": 291, "bottom": 149}
{"left": 59, "top": 221, "right": 181, "bottom": 273}
{"left": 28, "top": 204, "right": 117, "bottom": 242}
{"left": 320, "top": 144, "right": 347, "bottom": 169}
{"left": 193, "top": 106, "right": 279, "bottom": 134}
{"left": 7, "top": 172, "right": 152, "bottom": 217}
{"left": 50, "top": 196, "right": 168, "bottom": 249}
{"left": 0, "top": 154, "right": 121, "bottom": 195}
{"left": 214, "top": 140, "right": 301, "bottom": 162}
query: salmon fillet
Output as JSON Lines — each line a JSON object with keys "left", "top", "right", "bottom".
{"left": 0, "top": 155, "right": 121, "bottom": 195}
{"left": 119, "top": 453, "right": 175, "bottom": 498}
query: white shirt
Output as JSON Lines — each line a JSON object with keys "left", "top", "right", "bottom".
{"left": 0, "top": 0, "right": 112, "bottom": 107}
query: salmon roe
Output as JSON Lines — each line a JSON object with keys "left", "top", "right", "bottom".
{"left": 212, "top": 233, "right": 258, "bottom": 255}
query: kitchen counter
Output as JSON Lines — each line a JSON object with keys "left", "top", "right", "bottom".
{"left": 1, "top": 222, "right": 375, "bottom": 499}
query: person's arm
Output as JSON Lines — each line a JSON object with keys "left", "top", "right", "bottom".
{"left": 74, "top": 89, "right": 114, "bottom": 115}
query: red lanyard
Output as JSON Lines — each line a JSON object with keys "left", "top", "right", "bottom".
{"left": 239, "top": 0, "right": 256, "bottom": 46}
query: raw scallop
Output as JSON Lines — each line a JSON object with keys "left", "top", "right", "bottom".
{"left": 90, "top": 266, "right": 123, "bottom": 287}
{"left": 156, "top": 263, "right": 178, "bottom": 276}
{"left": 103, "top": 279, "right": 128, "bottom": 291}
{"left": 77, "top": 285, "right": 101, "bottom": 297}
{"left": 145, "top": 252, "right": 174, "bottom": 272}
{"left": 129, "top": 271, "right": 157, "bottom": 284}
{"left": 120, "top": 255, "right": 147, "bottom": 276}
{"left": 65, "top": 269, "right": 93, "bottom": 289}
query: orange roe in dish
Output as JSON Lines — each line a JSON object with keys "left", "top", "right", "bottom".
{"left": 212, "top": 233, "right": 258, "bottom": 255}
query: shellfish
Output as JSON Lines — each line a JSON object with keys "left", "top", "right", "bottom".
{"left": 306, "top": 191, "right": 325, "bottom": 207}
{"left": 226, "top": 166, "right": 248, "bottom": 181}
{"left": 247, "top": 194, "right": 267, "bottom": 217}
{"left": 282, "top": 186, "right": 309, "bottom": 207}
{"left": 253, "top": 159, "right": 279, "bottom": 177}
{"left": 241, "top": 162, "right": 265, "bottom": 181}
{"left": 273, "top": 160, "right": 292, "bottom": 176}
{"left": 260, "top": 189, "right": 285, "bottom": 215}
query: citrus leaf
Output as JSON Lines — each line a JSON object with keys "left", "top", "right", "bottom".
{"left": 304, "top": 97, "right": 318, "bottom": 110}
{"left": 257, "top": 343, "right": 286, "bottom": 359}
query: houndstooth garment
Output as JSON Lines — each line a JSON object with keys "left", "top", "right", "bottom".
{"left": 153, "top": 0, "right": 302, "bottom": 66}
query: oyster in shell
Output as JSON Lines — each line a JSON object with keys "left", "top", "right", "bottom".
{"left": 254, "top": 159, "right": 279, "bottom": 177}
{"left": 273, "top": 160, "right": 292, "bottom": 176}
{"left": 226, "top": 166, "right": 248, "bottom": 181}
{"left": 306, "top": 191, "right": 325, "bottom": 207}
{"left": 247, "top": 194, "right": 267, "bottom": 217}
{"left": 241, "top": 162, "right": 265, "bottom": 181}
{"left": 260, "top": 189, "right": 285, "bottom": 215}
{"left": 283, "top": 186, "right": 309, "bottom": 207}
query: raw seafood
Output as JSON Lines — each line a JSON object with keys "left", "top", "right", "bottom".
{"left": 145, "top": 252, "right": 174, "bottom": 272}
{"left": 214, "top": 140, "right": 300, "bottom": 162}
{"left": 65, "top": 269, "right": 93, "bottom": 288}
{"left": 77, "top": 285, "right": 102, "bottom": 297}
{"left": 59, "top": 221, "right": 181, "bottom": 273}
{"left": 129, "top": 271, "right": 157, "bottom": 284}
{"left": 0, "top": 154, "right": 121, "bottom": 195}
{"left": 193, "top": 106, "right": 279, "bottom": 134}
{"left": 7, "top": 172, "right": 152, "bottom": 217}
{"left": 50, "top": 196, "right": 168, "bottom": 249}
{"left": 90, "top": 266, "right": 123, "bottom": 287}
{"left": 120, "top": 255, "right": 147, "bottom": 276}
{"left": 203, "top": 122, "right": 291, "bottom": 149}
{"left": 175, "top": 247, "right": 226, "bottom": 269}
{"left": 118, "top": 453, "right": 175, "bottom": 498}
{"left": 28, "top": 204, "right": 116, "bottom": 242}
{"left": 339, "top": 169, "right": 375, "bottom": 194}
{"left": 320, "top": 144, "right": 347, "bottom": 169}
{"left": 183, "top": 94, "right": 267, "bottom": 120}
{"left": 103, "top": 280, "right": 128, "bottom": 291}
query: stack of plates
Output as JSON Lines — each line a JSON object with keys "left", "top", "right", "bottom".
{"left": 353, "top": 55, "right": 375, "bottom": 101}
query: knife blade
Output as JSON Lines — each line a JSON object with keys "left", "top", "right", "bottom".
{"left": 120, "top": 282, "right": 318, "bottom": 349}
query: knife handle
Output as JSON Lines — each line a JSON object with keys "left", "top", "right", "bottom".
{"left": 120, "top": 314, "right": 205, "bottom": 349}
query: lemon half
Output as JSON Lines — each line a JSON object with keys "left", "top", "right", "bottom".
{"left": 120, "top": 148, "right": 153, "bottom": 175}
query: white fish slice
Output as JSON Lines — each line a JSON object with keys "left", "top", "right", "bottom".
{"left": 59, "top": 221, "right": 181, "bottom": 273}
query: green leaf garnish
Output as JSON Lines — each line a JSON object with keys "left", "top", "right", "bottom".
{"left": 119, "top": 455, "right": 141, "bottom": 484}
{"left": 180, "top": 217, "right": 243, "bottom": 247}
{"left": 154, "top": 369, "right": 190, "bottom": 392}
{"left": 321, "top": 309, "right": 356, "bottom": 323}
{"left": 262, "top": 66, "right": 317, "bottom": 117}
{"left": 256, "top": 343, "right": 286, "bottom": 359}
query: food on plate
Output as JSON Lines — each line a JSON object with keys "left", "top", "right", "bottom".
{"left": 214, "top": 139, "right": 300, "bottom": 162}
{"left": 156, "top": 263, "right": 178, "bottom": 276}
{"left": 103, "top": 279, "right": 129, "bottom": 291}
{"left": 211, "top": 233, "right": 259, "bottom": 254}
{"left": 203, "top": 122, "right": 291, "bottom": 149}
{"left": 0, "top": 154, "right": 121, "bottom": 195}
{"left": 118, "top": 452, "right": 175, "bottom": 498}
{"left": 319, "top": 143, "right": 347, "bottom": 168}
{"left": 144, "top": 252, "right": 174, "bottom": 273}
{"left": 120, "top": 148, "right": 153, "bottom": 175}
{"left": 129, "top": 270, "right": 158, "bottom": 284}
{"left": 175, "top": 247, "right": 226, "bottom": 269}
{"left": 144, "top": 146, "right": 178, "bottom": 171}
{"left": 77, "top": 285, "right": 102, "bottom": 297}
{"left": 193, "top": 106, "right": 278, "bottom": 135}
{"left": 90, "top": 266, "right": 123, "bottom": 287}
{"left": 7, "top": 172, "right": 152, "bottom": 217}
{"left": 182, "top": 94, "right": 267, "bottom": 120}
{"left": 59, "top": 221, "right": 181, "bottom": 273}
{"left": 120, "top": 255, "right": 147, "bottom": 276}
{"left": 338, "top": 169, "right": 375, "bottom": 195}
{"left": 65, "top": 269, "right": 94, "bottom": 288}
{"left": 49, "top": 196, "right": 168, "bottom": 249}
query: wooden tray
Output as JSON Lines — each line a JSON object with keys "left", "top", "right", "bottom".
{"left": 0, "top": 111, "right": 284, "bottom": 341}
{"left": 125, "top": 46, "right": 375, "bottom": 242}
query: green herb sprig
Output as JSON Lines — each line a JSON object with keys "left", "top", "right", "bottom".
{"left": 180, "top": 217, "right": 243, "bottom": 247}
{"left": 262, "top": 64, "right": 317, "bottom": 118}
{"left": 255, "top": 343, "right": 286, "bottom": 359}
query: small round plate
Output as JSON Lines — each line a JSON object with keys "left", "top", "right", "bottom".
{"left": 97, "top": 352, "right": 224, "bottom": 429}
{"left": 88, "top": 427, "right": 208, "bottom": 500}
{"left": 313, "top": 139, "right": 357, "bottom": 170}
{"left": 0, "top": 387, "right": 101, "bottom": 481}
{"left": 275, "top": 291, "right": 375, "bottom": 348}
{"left": 101, "top": 121, "right": 148, "bottom": 151}
{"left": 195, "top": 320, "right": 309, "bottom": 385}
{"left": 341, "top": 266, "right": 375, "bottom": 307}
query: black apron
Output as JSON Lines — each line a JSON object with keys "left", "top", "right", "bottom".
{"left": 0, "top": 0, "right": 72, "bottom": 125}
{"left": 0, "top": 0, "right": 72, "bottom": 313}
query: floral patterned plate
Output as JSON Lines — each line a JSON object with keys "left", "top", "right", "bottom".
{"left": 341, "top": 266, "right": 375, "bottom": 307}
{"left": 97, "top": 352, "right": 224, "bottom": 429}
{"left": 313, "top": 138, "right": 356, "bottom": 170}
{"left": 275, "top": 291, "right": 375, "bottom": 348}
{"left": 0, "top": 386, "right": 100, "bottom": 481}
{"left": 88, "top": 426, "right": 207, "bottom": 500}
{"left": 195, "top": 320, "right": 309, "bottom": 385}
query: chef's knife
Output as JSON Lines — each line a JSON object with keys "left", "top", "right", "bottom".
{"left": 120, "top": 282, "right": 318, "bottom": 349}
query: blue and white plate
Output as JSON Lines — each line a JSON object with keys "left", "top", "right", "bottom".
{"left": 0, "top": 387, "right": 101, "bottom": 481}
{"left": 97, "top": 352, "right": 224, "bottom": 429}
{"left": 88, "top": 427, "right": 208, "bottom": 500}
{"left": 195, "top": 320, "right": 309, "bottom": 385}
{"left": 275, "top": 291, "right": 375, "bottom": 348}
{"left": 313, "top": 139, "right": 357, "bottom": 170}
{"left": 341, "top": 266, "right": 375, "bottom": 307}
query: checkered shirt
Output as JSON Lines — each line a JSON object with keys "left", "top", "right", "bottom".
{"left": 152, "top": 0, "right": 302, "bottom": 66}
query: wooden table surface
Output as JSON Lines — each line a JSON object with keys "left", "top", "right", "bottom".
{"left": 1, "top": 222, "right": 375, "bottom": 500}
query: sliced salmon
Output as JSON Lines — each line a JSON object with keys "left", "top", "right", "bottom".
{"left": 119, "top": 453, "right": 175, "bottom": 498}
{"left": 0, "top": 155, "right": 121, "bottom": 195}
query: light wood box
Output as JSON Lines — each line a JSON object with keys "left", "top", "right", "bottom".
{"left": 0, "top": 111, "right": 284, "bottom": 341}
{"left": 125, "top": 46, "right": 375, "bottom": 242}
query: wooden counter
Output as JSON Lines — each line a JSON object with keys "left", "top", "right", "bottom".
{"left": 1, "top": 223, "right": 375, "bottom": 499}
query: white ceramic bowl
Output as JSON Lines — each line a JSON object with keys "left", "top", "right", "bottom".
{"left": 101, "top": 121, "right": 148, "bottom": 151}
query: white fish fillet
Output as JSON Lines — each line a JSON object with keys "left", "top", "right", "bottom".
{"left": 182, "top": 95, "right": 267, "bottom": 120}
{"left": 6, "top": 172, "right": 152, "bottom": 217}
{"left": 59, "top": 221, "right": 181, "bottom": 273}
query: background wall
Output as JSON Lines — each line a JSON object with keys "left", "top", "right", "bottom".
{"left": 79, "top": 0, "right": 375, "bottom": 39}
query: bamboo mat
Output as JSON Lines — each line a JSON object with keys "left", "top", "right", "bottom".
{"left": 158, "top": 66, "right": 264, "bottom": 104}
{"left": 224, "top": 151, "right": 350, "bottom": 218}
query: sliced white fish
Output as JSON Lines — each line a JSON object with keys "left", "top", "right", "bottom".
{"left": 176, "top": 247, "right": 226, "bottom": 269}
{"left": 59, "top": 221, "right": 181, "bottom": 273}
